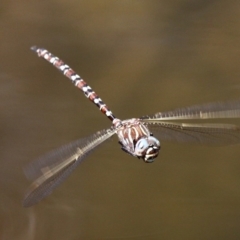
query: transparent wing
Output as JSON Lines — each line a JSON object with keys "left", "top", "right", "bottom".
{"left": 145, "top": 121, "right": 240, "bottom": 145}
{"left": 141, "top": 100, "right": 240, "bottom": 121}
{"left": 23, "top": 128, "right": 115, "bottom": 207}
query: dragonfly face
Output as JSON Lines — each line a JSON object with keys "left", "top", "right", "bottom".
{"left": 134, "top": 136, "right": 160, "bottom": 163}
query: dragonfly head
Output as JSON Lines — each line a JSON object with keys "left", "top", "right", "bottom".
{"left": 135, "top": 136, "right": 160, "bottom": 163}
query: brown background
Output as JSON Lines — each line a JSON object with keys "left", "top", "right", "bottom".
{"left": 1, "top": 1, "right": 240, "bottom": 239}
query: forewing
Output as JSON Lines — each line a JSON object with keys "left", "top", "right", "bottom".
{"left": 146, "top": 122, "right": 240, "bottom": 145}
{"left": 23, "top": 128, "right": 115, "bottom": 207}
{"left": 141, "top": 100, "right": 240, "bottom": 121}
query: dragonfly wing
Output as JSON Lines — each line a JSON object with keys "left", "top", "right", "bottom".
{"left": 145, "top": 121, "right": 240, "bottom": 145}
{"left": 141, "top": 100, "right": 240, "bottom": 121}
{"left": 23, "top": 128, "right": 115, "bottom": 207}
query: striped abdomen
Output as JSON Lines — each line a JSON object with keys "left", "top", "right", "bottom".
{"left": 31, "top": 46, "right": 116, "bottom": 121}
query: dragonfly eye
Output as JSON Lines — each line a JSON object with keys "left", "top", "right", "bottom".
{"left": 135, "top": 138, "right": 149, "bottom": 152}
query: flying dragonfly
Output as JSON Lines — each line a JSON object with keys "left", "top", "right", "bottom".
{"left": 23, "top": 46, "right": 240, "bottom": 207}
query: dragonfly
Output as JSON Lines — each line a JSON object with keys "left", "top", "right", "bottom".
{"left": 23, "top": 46, "right": 240, "bottom": 207}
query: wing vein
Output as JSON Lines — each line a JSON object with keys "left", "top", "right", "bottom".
{"left": 23, "top": 128, "right": 115, "bottom": 207}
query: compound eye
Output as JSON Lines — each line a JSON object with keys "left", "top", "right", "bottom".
{"left": 134, "top": 138, "right": 149, "bottom": 157}
{"left": 135, "top": 138, "right": 149, "bottom": 150}
{"left": 148, "top": 136, "right": 160, "bottom": 148}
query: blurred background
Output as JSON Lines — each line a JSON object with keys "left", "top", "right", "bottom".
{"left": 1, "top": 1, "right": 240, "bottom": 239}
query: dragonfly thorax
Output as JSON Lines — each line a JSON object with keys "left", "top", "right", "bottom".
{"left": 113, "top": 118, "right": 160, "bottom": 162}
